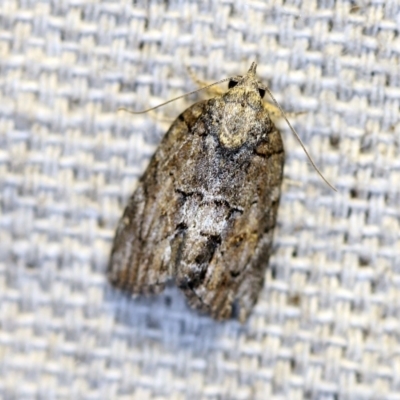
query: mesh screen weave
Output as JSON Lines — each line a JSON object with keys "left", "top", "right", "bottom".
{"left": 1, "top": 1, "right": 400, "bottom": 399}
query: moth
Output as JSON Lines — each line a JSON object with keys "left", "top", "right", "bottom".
{"left": 108, "top": 63, "right": 333, "bottom": 322}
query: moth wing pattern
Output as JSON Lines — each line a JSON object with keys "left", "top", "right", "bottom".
{"left": 109, "top": 101, "right": 209, "bottom": 295}
{"left": 109, "top": 63, "right": 285, "bottom": 322}
{"left": 171, "top": 117, "right": 284, "bottom": 322}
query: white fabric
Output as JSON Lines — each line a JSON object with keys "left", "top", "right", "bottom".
{"left": 1, "top": 1, "right": 400, "bottom": 399}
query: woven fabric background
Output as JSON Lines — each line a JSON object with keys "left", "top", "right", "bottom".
{"left": 1, "top": 1, "right": 400, "bottom": 399}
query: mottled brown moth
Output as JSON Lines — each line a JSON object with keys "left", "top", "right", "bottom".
{"left": 109, "top": 63, "right": 334, "bottom": 322}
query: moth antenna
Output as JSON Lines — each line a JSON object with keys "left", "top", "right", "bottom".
{"left": 118, "top": 76, "right": 231, "bottom": 114}
{"left": 264, "top": 86, "right": 337, "bottom": 192}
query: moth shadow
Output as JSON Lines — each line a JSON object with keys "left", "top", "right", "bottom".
{"left": 105, "top": 281, "right": 245, "bottom": 354}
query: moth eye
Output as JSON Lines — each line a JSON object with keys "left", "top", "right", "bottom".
{"left": 258, "top": 88, "right": 266, "bottom": 98}
{"left": 228, "top": 80, "right": 239, "bottom": 89}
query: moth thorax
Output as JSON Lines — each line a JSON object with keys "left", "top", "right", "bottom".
{"left": 219, "top": 102, "right": 257, "bottom": 149}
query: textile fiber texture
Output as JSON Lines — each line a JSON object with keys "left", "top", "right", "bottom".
{"left": 1, "top": 1, "right": 400, "bottom": 399}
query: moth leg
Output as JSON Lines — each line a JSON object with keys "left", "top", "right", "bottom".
{"left": 148, "top": 109, "right": 175, "bottom": 123}
{"left": 263, "top": 101, "right": 281, "bottom": 118}
{"left": 264, "top": 101, "right": 306, "bottom": 120}
{"left": 186, "top": 66, "right": 225, "bottom": 96}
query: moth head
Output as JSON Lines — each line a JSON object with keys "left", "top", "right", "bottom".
{"left": 227, "top": 75, "right": 266, "bottom": 99}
